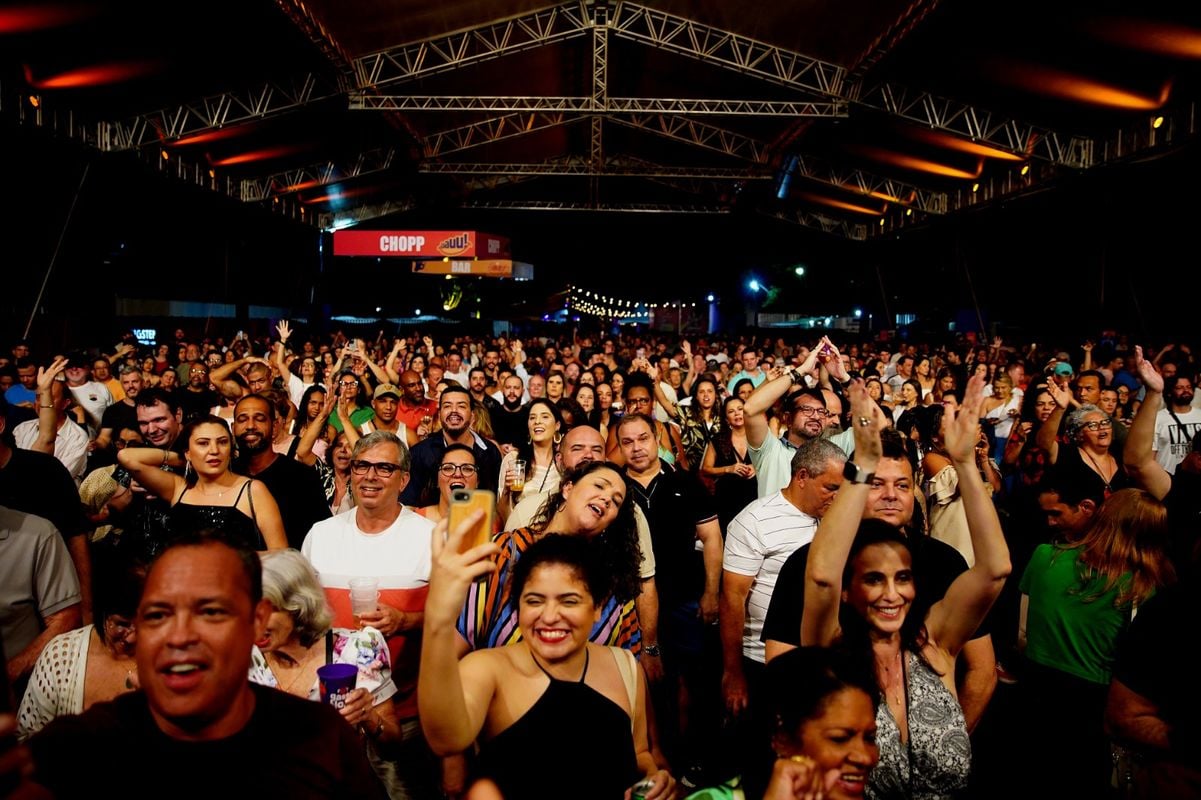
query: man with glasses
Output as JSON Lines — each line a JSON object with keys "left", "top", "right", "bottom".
{"left": 743, "top": 342, "right": 855, "bottom": 497}
{"left": 400, "top": 386, "right": 501, "bottom": 507}
{"left": 302, "top": 430, "right": 439, "bottom": 796}
{"left": 176, "top": 360, "right": 220, "bottom": 423}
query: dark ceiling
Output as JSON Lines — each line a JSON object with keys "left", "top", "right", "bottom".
{"left": 3, "top": 0, "right": 1201, "bottom": 339}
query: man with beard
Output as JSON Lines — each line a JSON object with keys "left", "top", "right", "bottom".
{"left": 490, "top": 374, "right": 528, "bottom": 450}
{"left": 743, "top": 339, "right": 854, "bottom": 497}
{"left": 176, "top": 360, "right": 220, "bottom": 423}
{"left": 1125, "top": 346, "right": 1201, "bottom": 574}
{"left": 401, "top": 385, "right": 501, "bottom": 506}
{"left": 230, "top": 394, "right": 329, "bottom": 550}
{"left": 1151, "top": 373, "right": 1201, "bottom": 475}
{"left": 467, "top": 367, "right": 499, "bottom": 416}
{"left": 393, "top": 369, "right": 436, "bottom": 435}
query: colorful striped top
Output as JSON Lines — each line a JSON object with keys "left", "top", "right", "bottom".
{"left": 456, "top": 527, "right": 642, "bottom": 656}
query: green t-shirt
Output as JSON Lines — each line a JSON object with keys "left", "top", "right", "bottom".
{"left": 1019, "top": 544, "right": 1134, "bottom": 685}
{"left": 327, "top": 406, "right": 375, "bottom": 434}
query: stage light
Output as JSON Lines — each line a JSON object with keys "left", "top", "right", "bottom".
{"left": 854, "top": 308, "right": 863, "bottom": 318}
{"left": 28, "top": 94, "right": 40, "bottom": 108}
{"left": 971, "top": 182, "right": 980, "bottom": 192}
{"left": 748, "top": 279, "right": 760, "bottom": 292}
{"left": 1152, "top": 115, "right": 1165, "bottom": 129}
{"left": 415, "top": 308, "right": 421, "bottom": 315}
{"left": 707, "top": 294, "right": 715, "bottom": 302}
{"left": 794, "top": 266, "right": 805, "bottom": 277}
{"left": 1020, "top": 164, "right": 1030, "bottom": 176}
{"left": 161, "top": 149, "right": 169, "bottom": 160}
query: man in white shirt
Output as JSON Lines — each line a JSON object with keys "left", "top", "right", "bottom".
{"left": 301, "top": 430, "right": 437, "bottom": 795}
{"left": 1153, "top": 374, "right": 1201, "bottom": 474}
{"left": 63, "top": 353, "right": 113, "bottom": 438}
{"left": 13, "top": 363, "right": 88, "bottom": 484}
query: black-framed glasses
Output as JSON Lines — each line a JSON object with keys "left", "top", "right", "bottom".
{"left": 350, "top": 460, "right": 404, "bottom": 477}
{"left": 438, "top": 463, "right": 479, "bottom": 477}
{"left": 1082, "top": 419, "right": 1113, "bottom": 431}
{"left": 794, "top": 405, "right": 828, "bottom": 418}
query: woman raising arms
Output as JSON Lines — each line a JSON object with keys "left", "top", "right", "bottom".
{"left": 421, "top": 530, "right": 673, "bottom": 799}
{"left": 802, "top": 376, "right": 1011, "bottom": 799}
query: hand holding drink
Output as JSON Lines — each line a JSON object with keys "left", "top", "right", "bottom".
{"left": 508, "top": 459, "right": 527, "bottom": 493}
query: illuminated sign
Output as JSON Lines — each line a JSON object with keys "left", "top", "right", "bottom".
{"left": 334, "top": 230, "right": 510, "bottom": 258}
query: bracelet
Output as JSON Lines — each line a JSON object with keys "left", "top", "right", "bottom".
{"left": 161, "top": 449, "right": 170, "bottom": 467}
{"left": 643, "top": 643, "right": 661, "bottom": 657}
{"left": 39, "top": 405, "right": 54, "bottom": 409}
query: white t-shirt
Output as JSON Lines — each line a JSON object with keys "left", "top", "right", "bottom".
{"left": 67, "top": 381, "right": 113, "bottom": 435}
{"left": 301, "top": 506, "right": 433, "bottom": 591}
{"left": 1153, "top": 406, "right": 1201, "bottom": 474}
{"left": 723, "top": 492, "right": 819, "bottom": 664}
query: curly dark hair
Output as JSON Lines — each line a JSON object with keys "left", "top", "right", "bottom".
{"left": 529, "top": 460, "right": 641, "bottom": 603}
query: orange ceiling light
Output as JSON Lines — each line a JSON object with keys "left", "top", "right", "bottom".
{"left": 303, "top": 182, "right": 396, "bottom": 205}
{"left": 209, "top": 143, "right": 311, "bottom": 167}
{"left": 900, "top": 127, "right": 1025, "bottom": 161}
{"left": 1087, "top": 19, "right": 1201, "bottom": 59}
{"left": 278, "top": 178, "right": 325, "bottom": 194}
{"left": 171, "top": 127, "right": 257, "bottom": 147}
{"left": 991, "top": 64, "right": 1171, "bottom": 110}
{"left": 23, "top": 61, "right": 161, "bottom": 89}
{"left": 845, "top": 144, "right": 985, "bottom": 179}
{"left": 794, "top": 191, "right": 886, "bottom": 216}
{"left": 0, "top": 5, "right": 91, "bottom": 33}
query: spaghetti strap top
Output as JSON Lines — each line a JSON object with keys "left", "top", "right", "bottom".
{"left": 166, "top": 479, "right": 264, "bottom": 550}
{"left": 475, "top": 648, "right": 641, "bottom": 800}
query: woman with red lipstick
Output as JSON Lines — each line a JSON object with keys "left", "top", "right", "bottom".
{"left": 759, "top": 647, "right": 880, "bottom": 800}
{"left": 118, "top": 415, "right": 287, "bottom": 551}
{"left": 421, "top": 531, "right": 674, "bottom": 799}
{"left": 802, "top": 377, "right": 1011, "bottom": 799}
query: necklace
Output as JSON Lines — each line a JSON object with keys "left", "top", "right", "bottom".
{"left": 1080, "top": 448, "right": 1114, "bottom": 488}
{"left": 877, "top": 648, "right": 906, "bottom": 710}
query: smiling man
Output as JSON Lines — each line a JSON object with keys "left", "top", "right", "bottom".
{"left": 302, "top": 430, "right": 439, "bottom": 796}
{"left": 401, "top": 385, "right": 501, "bottom": 507}
{"left": 23, "top": 530, "right": 386, "bottom": 797}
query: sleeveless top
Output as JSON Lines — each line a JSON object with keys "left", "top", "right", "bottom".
{"left": 868, "top": 651, "right": 971, "bottom": 800}
{"left": 476, "top": 648, "right": 641, "bottom": 800}
{"left": 165, "top": 479, "right": 264, "bottom": 550}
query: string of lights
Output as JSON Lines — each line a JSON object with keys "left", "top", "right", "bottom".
{"left": 565, "top": 284, "right": 712, "bottom": 318}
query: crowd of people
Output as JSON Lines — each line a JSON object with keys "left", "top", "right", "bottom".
{"left": 1, "top": 323, "right": 1198, "bottom": 799}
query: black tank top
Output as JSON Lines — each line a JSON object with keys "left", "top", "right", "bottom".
{"left": 165, "top": 479, "right": 264, "bottom": 550}
{"left": 476, "top": 648, "right": 640, "bottom": 799}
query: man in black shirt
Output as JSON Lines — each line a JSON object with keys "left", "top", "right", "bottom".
{"left": 14, "top": 531, "right": 386, "bottom": 799}
{"left": 231, "top": 395, "right": 330, "bottom": 549}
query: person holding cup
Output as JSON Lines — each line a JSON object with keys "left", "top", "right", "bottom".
{"left": 251, "top": 550, "right": 401, "bottom": 756}
{"left": 496, "top": 399, "right": 561, "bottom": 522}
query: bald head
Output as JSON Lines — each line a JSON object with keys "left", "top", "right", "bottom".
{"left": 556, "top": 425, "right": 606, "bottom": 471}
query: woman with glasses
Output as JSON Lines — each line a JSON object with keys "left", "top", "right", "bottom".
{"left": 325, "top": 368, "right": 375, "bottom": 441}
{"left": 1037, "top": 385, "right": 1131, "bottom": 501}
{"left": 416, "top": 444, "right": 483, "bottom": 524}
{"left": 16, "top": 553, "right": 144, "bottom": 739}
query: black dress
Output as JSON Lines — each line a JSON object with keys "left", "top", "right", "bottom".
{"left": 475, "top": 648, "right": 641, "bottom": 799}
{"left": 711, "top": 437, "right": 756, "bottom": 534}
{"left": 165, "top": 479, "right": 264, "bottom": 550}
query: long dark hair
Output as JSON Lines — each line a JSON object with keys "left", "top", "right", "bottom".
{"left": 514, "top": 399, "right": 563, "bottom": 481}
{"left": 711, "top": 396, "right": 745, "bottom": 465}
{"left": 838, "top": 520, "right": 940, "bottom": 676}
{"left": 179, "top": 414, "right": 233, "bottom": 487}
{"left": 530, "top": 461, "right": 641, "bottom": 602}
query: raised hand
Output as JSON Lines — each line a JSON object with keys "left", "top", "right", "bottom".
{"left": 426, "top": 516, "right": 500, "bottom": 628}
{"left": 846, "top": 378, "right": 887, "bottom": 468}
{"left": 943, "top": 374, "right": 986, "bottom": 463}
{"left": 1132, "top": 345, "right": 1162, "bottom": 393}
{"left": 276, "top": 320, "right": 292, "bottom": 342}
{"left": 37, "top": 356, "right": 70, "bottom": 393}
{"left": 1047, "top": 379, "right": 1073, "bottom": 409}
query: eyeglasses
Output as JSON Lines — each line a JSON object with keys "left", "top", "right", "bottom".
{"left": 794, "top": 405, "right": 828, "bottom": 418}
{"left": 190, "top": 368, "right": 207, "bottom": 374}
{"left": 1082, "top": 419, "right": 1113, "bottom": 431}
{"left": 438, "top": 463, "right": 479, "bottom": 477}
{"left": 626, "top": 396, "right": 652, "bottom": 406}
{"left": 340, "top": 380, "right": 360, "bottom": 387}
{"left": 350, "top": 460, "right": 404, "bottom": 477}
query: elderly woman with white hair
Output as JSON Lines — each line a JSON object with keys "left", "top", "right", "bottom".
{"left": 1037, "top": 384, "right": 1132, "bottom": 502}
{"left": 250, "top": 549, "right": 403, "bottom": 765}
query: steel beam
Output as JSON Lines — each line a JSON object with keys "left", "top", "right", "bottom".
{"left": 354, "top": 3, "right": 591, "bottom": 88}
{"left": 791, "top": 154, "right": 947, "bottom": 214}
{"left": 351, "top": 94, "right": 843, "bottom": 116}
{"left": 318, "top": 199, "right": 415, "bottom": 230}
{"left": 421, "top": 112, "right": 579, "bottom": 158}
{"left": 609, "top": 114, "right": 769, "bottom": 163}
{"left": 100, "top": 74, "right": 340, "bottom": 151}
{"left": 419, "top": 159, "right": 771, "bottom": 179}
{"left": 758, "top": 207, "right": 868, "bottom": 240}
{"left": 610, "top": 3, "right": 845, "bottom": 97}
{"left": 241, "top": 146, "right": 398, "bottom": 202}
{"left": 462, "top": 200, "right": 729, "bottom": 213}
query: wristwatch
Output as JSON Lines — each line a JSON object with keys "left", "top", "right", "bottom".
{"left": 843, "top": 461, "right": 875, "bottom": 485}
{"left": 643, "top": 643, "right": 662, "bottom": 657}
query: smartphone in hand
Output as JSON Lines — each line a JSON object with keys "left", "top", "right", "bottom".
{"left": 448, "top": 489, "right": 496, "bottom": 554}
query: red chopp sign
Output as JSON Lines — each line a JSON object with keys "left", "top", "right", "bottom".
{"left": 333, "top": 230, "right": 511, "bottom": 258}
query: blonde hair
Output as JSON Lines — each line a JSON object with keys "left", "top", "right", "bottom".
{"left": 1068, "top": 489, "right": 1174, "bottom": 607}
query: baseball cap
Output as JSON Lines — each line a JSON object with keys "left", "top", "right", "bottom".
{"left": 373, "top": 383, "right": 401, "bottom": 400}
{"left": 1053, "top": 362, "right": 1074, "bottom": 377}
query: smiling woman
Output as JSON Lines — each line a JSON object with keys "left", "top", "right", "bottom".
{"left": 421, "top": 531, "right": 674, "bottom": 799}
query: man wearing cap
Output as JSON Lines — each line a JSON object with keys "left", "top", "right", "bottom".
{"left": 231, "top": 394, "right": 330, "bottom": 550}
{"left": 364, "top": 382, "right": 418, "bottom": 446}
{"left": 63, "top": 353, "right": 113, "bottom": 437}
